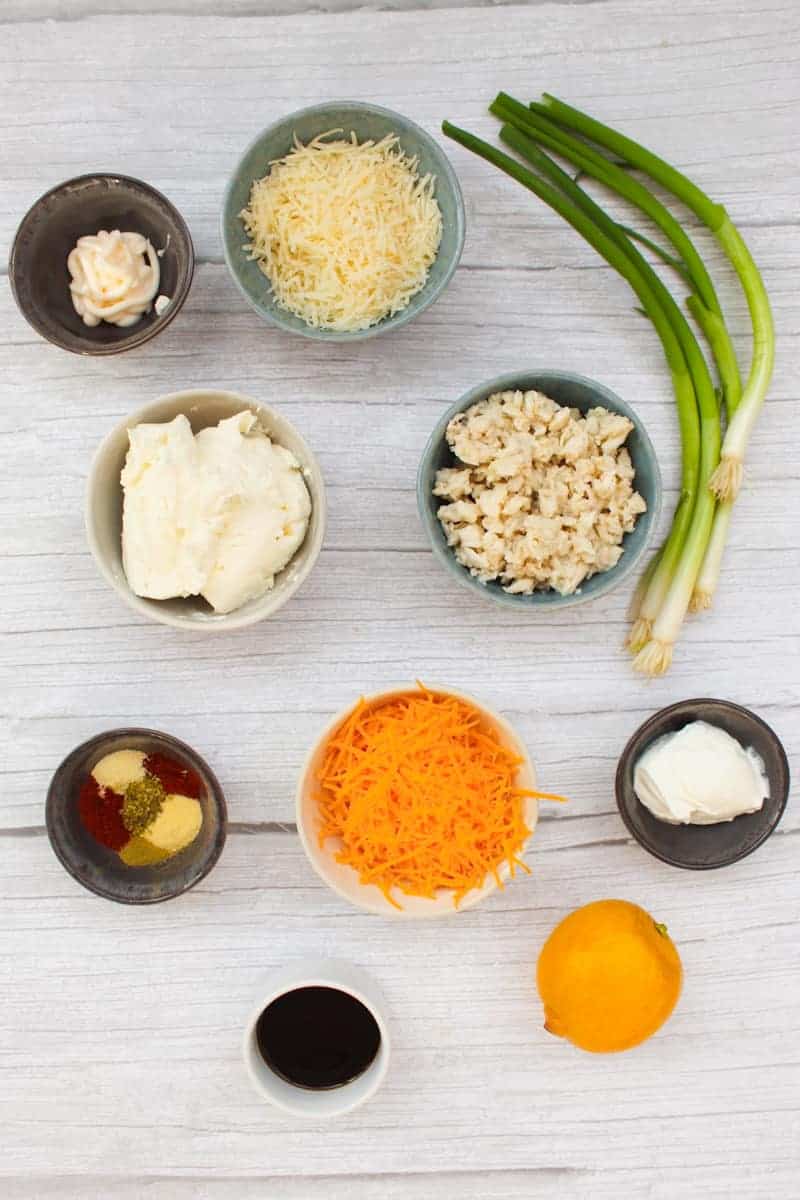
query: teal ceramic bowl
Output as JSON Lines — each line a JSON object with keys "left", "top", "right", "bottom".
{"left": 221, "top": 101, "right": 465, "bottom": 342}
{"left": 417, "top": 370, "right": 662, "bottom": 610}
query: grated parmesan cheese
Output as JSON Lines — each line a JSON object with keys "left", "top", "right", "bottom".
{"left": 240, "top": 131, "right": 443, "bottom": 333}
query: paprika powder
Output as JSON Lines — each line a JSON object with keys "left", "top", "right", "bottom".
{"left": 77, "top": 775, "right": 129, "bottom": 851}
{"left": 144, "top": 752, "right": 202, "bottom": 799}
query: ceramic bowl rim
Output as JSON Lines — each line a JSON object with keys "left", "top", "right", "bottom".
{"left": 416, "top": 368, "right": 662, "bottom": 610}
{"left": 615, "top": 697, "right": 791, "bottom": 870}
{"left": 84, "top": 387, "right": 327, "bottom": 631}
{"left": 45, "top": 726, "right": 228, "bottom": 904}
{"left": 9, "top": 171, "right": 195, "bottom": 356}
{"left": 295, "top": 683, "right": 538, "bottom": 918}
{"left": 221, "top": 99, "right": 466, "bottom": 342}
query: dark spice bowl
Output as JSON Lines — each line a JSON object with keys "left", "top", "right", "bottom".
{"left": 10, "top": 174, "right": 194, "bottom": 355}
{"left": 616, "top": 699, "right": 790, "bottom": 870}
{"left": 46, "top": 728, "right": 227, "bottom": 904}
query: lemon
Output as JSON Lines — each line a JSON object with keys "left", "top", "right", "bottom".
{"left": 537, "top": 899, "right": 682, "bottom": 1053}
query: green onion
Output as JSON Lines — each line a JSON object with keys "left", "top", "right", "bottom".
{"left": 618, "top": 227, "right": 691, "bottom": 284}
{"left": 686, "top": 297, "right": 742, "bottom": 612}
{"left": 491, "top": 94, "right": 742, "bottom": 407}
{"left": 440, "top": 123, "right": 688, "bottom": 373}
{"left": 690, "top": 501, "right": 732, "bottom": 613}
{"left": 686, "top": 297, "right": 743, "bottom": 418}
{"left": 489, "top": 94, "right": 750, "bottom": 637}
{"left": 442, "top": 119, "right": 721, "bottom": 674}
{"left": 496, "top": 121, "right": 721, "bottom": 660}
{"left": 491, "top": 93, "right": 725, "bottom": 321}
{"left": 535, "top": 93, "right": 774, "bottom": 502}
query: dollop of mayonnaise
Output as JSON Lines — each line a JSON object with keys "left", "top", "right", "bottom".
{"left": 121, "top": 411, "right": 311, "bottom": 614}
{"left": 67, "top": 229, "right": 165, "bottom": 327}
{"left": 633, "top": 720, "right": 769, "bottom": 825}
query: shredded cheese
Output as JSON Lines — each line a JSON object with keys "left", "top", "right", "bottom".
{"left": 240, "top": 131, "right": 443, "bottom": 333}
{"left": 315, "top": 684, "right": 562, "bottom": 909}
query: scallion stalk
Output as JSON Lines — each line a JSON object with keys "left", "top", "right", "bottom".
{"left": 689, "top": 502, "right": 732, "bottom": 612}
{"left": 489, "top": 95, "right": 745, "bottom": 641}
{"left": 686, "top": 297, "right": 742, "bottom": 612}
{"left": 686, "top": 297, "right": 743, "bottom": 417}
{"left": 444, "top": 118, "right": 721, "bottom": 674}
{"left": 534, "top": 93, "right": 774, "bottom": 501}
{"left": 440, "top": 122, "right": 688, "bottom": 376}
{"left": 500, "top": 94, "right": 748, "bottom": 624}
{"left": 497, "top": 121, "right": 721, "bottom": 658}
{"left": 491, "top": 93, "right": 725, "bottom": 321}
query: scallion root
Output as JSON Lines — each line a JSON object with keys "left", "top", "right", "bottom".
{"left": 709, "top": 456, "right": 743, "bottom": 502}
{"left": 689, "top": 588, "right": 712, "bottom": 613}
{"left": 632, "top": 639, "right": 674, "bottom": 677}
{"left": 627, "top": 617, "right": 653, "bottom": 653}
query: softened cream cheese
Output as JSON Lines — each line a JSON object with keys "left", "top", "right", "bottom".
{"left": 121, "top": 411, "right": 311, "bottom": 614}
{"left": 67, "top": 229, "right": 166, "bottom": 327}
{"left": 634, "top": 720, "right": 768, "bottom": 825}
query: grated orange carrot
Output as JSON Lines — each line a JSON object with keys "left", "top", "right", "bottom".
{"left": 315, "top": 683, "right": 564, "bottom": 909}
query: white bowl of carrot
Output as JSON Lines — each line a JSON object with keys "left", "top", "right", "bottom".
{"left": 296, "top": 683, "right": 552, "bottom": 918}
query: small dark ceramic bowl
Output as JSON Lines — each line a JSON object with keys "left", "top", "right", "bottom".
{"left": 10, "top": 174, "right": 194, "bottom": 355}
{"left": 46, "top": 728, "right": 227, "bottom": 903}
{"left": 616, "top": 699, "right": 790, "bottom": 870}
{"left": 417, "top": 369, "right": 661, "bottom": 610}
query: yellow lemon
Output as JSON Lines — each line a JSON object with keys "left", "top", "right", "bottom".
{"left": 537, "top": 899, "right": 682, "bottom": 1053}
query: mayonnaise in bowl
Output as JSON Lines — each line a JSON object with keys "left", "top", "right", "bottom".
{"left": 67, "top": 229, "right": 168, "bottom": 327}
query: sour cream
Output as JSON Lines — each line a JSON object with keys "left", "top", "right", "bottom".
{"left": 67, "top": 229, "right": 167, "bottom": 327}
{"left": 634, "top": 720, "right": 768, "bottom": 825}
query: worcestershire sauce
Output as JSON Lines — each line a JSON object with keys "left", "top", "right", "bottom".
{"left": 255, "top": 985, "right": 381, "bottom": 1090}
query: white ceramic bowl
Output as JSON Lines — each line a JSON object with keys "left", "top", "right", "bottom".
{"left": 242, "top": 957, "right": 391, "bottom": 1118}
{"left": 297, "top": 685, "right": 538, "bottom": 918}
{"left": 85, "top": 388, "right": 326, "bottom": 631}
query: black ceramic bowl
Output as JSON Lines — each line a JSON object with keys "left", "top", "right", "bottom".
{"left": 10, "top": 174, "right": 194, "bottom": 355}
{"left": 616, "top": 699, "right": 790, "bottom": 870}
{"left": 46, "top": 728, "right": 227, "bottom": 903}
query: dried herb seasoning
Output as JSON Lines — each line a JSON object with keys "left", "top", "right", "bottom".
{"left": 122, "top": 774, "right": 166, "bottom": 835}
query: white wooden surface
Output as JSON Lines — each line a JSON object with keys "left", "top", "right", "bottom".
{"left": 1, "top": 1, "right": 799, "bottom": 1196}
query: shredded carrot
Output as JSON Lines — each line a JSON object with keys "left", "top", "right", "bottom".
{"left": 315, "top": 684, "right": 562, "bottom": 909}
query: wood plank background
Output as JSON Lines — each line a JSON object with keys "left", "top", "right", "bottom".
{"left": 1, "top": 1, "right": 798, "bottom": 1196}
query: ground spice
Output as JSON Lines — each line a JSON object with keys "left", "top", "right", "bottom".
{"left": 77, "top": 775, "right": 129, "bottom": 851}
{"left": 144, "top": 752, "right": 202, "bottom": 799}
{"left": 119, "top": 836, "right": 171, "bottom": 866}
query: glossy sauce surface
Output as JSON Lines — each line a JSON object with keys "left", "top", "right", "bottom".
{"left": 256, "top": 986, "right": 381, "bottom": 1090}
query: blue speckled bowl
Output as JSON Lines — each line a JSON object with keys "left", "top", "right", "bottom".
{"left": 221, "top": 101, "right": 465, "bottom": 342}
{"left": 417, "top": 370, "right": 662, "bottom": 610}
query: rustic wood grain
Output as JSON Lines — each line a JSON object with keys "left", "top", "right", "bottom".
{"left": 6, "top": 0, "right": 607, "bottom": 20}
{"left": 0, "top": 1, "right": 798, "bottom": 1195}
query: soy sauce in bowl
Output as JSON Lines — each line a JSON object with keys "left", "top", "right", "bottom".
{"left": 255, "top": 985, "right": 381, "bottom": 1090}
